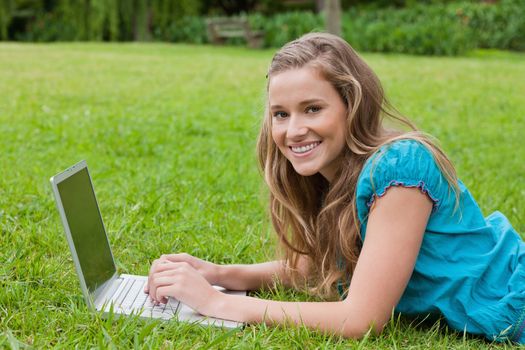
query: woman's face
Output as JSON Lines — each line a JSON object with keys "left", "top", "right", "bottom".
{"left": 269, "top": 66, "right": 348, "bottom": 182}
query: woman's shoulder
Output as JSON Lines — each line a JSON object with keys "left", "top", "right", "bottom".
{"left": 366, "top": 138, "right": 434, "bottom": 167}
{"left": 361, "top": 138, "right": 440, "bottom": 181}
{"left": 356, "top": 138, "right": 449, "bottom": 215}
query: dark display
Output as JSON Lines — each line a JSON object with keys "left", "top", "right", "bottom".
{"left": 57, "top": 168, "right": 116, "bottom": 294}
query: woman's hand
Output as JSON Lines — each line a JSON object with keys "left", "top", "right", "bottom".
{"left": 146, "top": 253, "right": 221, "bottom": 288}
{"left": 144, "top": 253, "right": 299, "bottom": 298}
{"left": 145, "top": 259, "right": 222, "bottom": 316}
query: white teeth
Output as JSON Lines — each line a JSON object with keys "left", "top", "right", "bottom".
{"left": 291, "top": 142, "right": 319, "bottom": 154}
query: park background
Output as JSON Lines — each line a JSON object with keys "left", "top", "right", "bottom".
{"left": 1, "top": 0, "right": 524, "bottom": 348}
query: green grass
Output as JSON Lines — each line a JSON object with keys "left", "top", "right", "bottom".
{"left": 0, "top": 42, "right": 524, "bottom": 349}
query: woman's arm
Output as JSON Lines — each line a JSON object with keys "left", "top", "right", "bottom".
{"left": 147, "top": 252, "right": 310, "bottom": 291}
{"left": 216, "top": 258, "right": 308, "bottom": 291}
{"left": 148, "top": 186, "right": 432, "bottom": 338}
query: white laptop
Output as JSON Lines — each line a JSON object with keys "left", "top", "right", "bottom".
{"left": 50, "top": 160, "right": 245, "bottom": 328}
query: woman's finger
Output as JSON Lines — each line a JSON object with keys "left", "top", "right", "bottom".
{"left": 146, "top": 259, "right": 192, "bottom": 294}
{"left": 149, "top": 268, "right": 183, "bottom": 302}
{"left": 147, "top": 259, "right": 166, "bottom": 300}
{"left": 151, "top": 275, "right": 179, "bottom": 304}
{"left": 156, "top": 285, "right": 178, "bottom": 305}
{"left": 151, "top": 275, "right": 177, "bottom": 288}
{"left": 146, "top": 258, "right": 162, "bottom": 293}
{"left": 149, "top": 263, "right": 188, "bottom": 297}
{"left": 153, "top": 261, "right": 191, "bottom": 274}
{"left": 162, "top": 252, "right": 193, "bottom": 263}
{"left": 152, "top": 268, "right": 181, "bottom": 279}
{"left": 147, "top": 259, "right": 173, "bottom": 292}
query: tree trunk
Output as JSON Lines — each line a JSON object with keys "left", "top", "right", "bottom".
{"left": 315, "top": 0, "right": 325, "bottom": 13}
{"left": 134, "top": 0, "right": 151, "bottom": 41}
{"left": 325, "top": 0, "right": 341, "bottom": 37}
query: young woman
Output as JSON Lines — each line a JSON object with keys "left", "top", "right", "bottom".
{"left": 145, "top": 33, "right": 525, "bottom": 343}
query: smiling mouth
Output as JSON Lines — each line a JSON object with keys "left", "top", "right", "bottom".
{"left": 290, "top": 142, "right": 321, "bottom": 154}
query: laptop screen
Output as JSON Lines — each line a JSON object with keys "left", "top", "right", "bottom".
{"left": 56, "top": 167, "right": 116, "bottom": 294}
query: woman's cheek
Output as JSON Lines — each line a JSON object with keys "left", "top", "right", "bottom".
{"left": 271, "top": 124, "right": 286, "bottom": 147}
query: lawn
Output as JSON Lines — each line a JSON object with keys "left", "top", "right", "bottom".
{"left": 0, "top": 42, "right": 524, "bottom": 349}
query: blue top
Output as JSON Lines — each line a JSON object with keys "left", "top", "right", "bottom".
{"left": 353, "top": 139, "right": 525, "bottom": 343}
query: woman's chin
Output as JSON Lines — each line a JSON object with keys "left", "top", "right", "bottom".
{"left": 291, "top": 165, "right": 318, "bottom": 177}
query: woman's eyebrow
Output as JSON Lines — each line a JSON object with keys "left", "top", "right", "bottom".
{"left": 269, "top": 104, "right": 285, "bottom": 110}
{"left": 270, "top": 98, "right": 326, "bottom": 110}
{"left": 298, "top": 98, "right": 325, "bottom": 106}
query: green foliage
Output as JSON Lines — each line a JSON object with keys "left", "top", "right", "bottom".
{"left": 156, "top": 11, "right": 324, "bottom": 48}
{"left": 152, "top": 0, "right": 203, "bottom": 44}
{"left": 134, "top": 0, "right": 150, "bottom": 41}
{"left": 0, "top": 42, "right": 523, "bottom": 348}
{"left": 157, "top": 16, "right": 208, "bottom": 44}
{"left": 19, "top": 0, "right": 121, "bottom": 41}
{"left": 258, "top": 11, "right": 324, "bottom": 48}
{"left": 118, "top": 0, "right": 134, "bottom": 40}
{"left": 163, "top": 0, "right": 524, "bottom": 55}
{"left": 86, "top": 0, "right": 120, "bottom": 41}
{"left": 342, "top": 0, "right": 525, "bottom": 55}
{"left": 343, "top": 4, "right": 476, "bottom": 56}
{"left": 2, "top": 0, "right": 525, "bottom": 56}
{"left": 16, "top": 0, "right": 202, "bottom": 42}
{"left": 0, "top": 0, "right": 14, "bottom": 40}
{"left": 450, "top": 0, "right": 525, "bottom": 51}
{"left": 20, "top": 12, "right": 75, "bottom": 41}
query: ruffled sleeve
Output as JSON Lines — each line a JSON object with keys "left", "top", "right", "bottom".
{"left": 355, "top": 139, "right": 450, "bottom": 234}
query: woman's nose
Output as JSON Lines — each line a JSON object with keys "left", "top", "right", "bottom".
{"left": 287, "top": 115, "right": 308, "bottom": 139}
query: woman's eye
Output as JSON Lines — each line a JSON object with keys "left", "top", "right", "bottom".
{"left": 306, "top": 106, "right": 321, "bottom": 113}
{"left": 273, "top": 111, "right": 288, "bottom": 119}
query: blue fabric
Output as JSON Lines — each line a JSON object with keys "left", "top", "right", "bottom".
{"left": 353, "top": 139, "right": 525, "bottom": 343}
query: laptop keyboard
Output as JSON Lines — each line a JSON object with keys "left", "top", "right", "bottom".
{"left": 109, "top": 277, "right": 180, "bottom": 318}
{"left": 99, "top": 276, "right": 244, "bottom": 328}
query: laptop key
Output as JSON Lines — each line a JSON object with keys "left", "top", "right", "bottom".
{"left": 139, "top": 308, "right": 168, "bottom": 319}
{"left": 114, "top": 278, "right": 133, "bottom": 307}
{"left": 134, "top": 291, "right": 149, "bottom": 308}
{"left": 121, "top": 280, "right": 144, "bottom": 309}
{"left": 142, "top": 298, "right": 166, "bottom": 313}
{"left": 164, "top": 297, "right": 180, "bottom": 315}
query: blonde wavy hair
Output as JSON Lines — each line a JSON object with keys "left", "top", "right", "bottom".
{"left": 256, "top": 32, "right": 459, "bottom": 299}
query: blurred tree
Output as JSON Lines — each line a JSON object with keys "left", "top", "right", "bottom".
{"left": 325, "top": 0, "right": 341, "bottom": 36}
{"left": 316, "top": 0, "right": 323, "bottom": 12}
{"left": 340, "top": 0, "right": 477, "bottom": 8}
{"left": 134, "top": 0, "right": 150, "bottom": 40}
{"left": 150, "top": 0, "right": 200, "bottom": 40}
{"left": 0, "top": 0, "right": 15, "bottom": 39}
{"left": 4, "top": 0, "right": 42, "bottom": 40}
{"left": 118, "top": 0, "right": 134, "bottom": 40}
{"left": 0, "top": 0, "right": 490, "bottom": 41}
{"left": 1, "top": 0, "right": 201, "bottom": 41}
